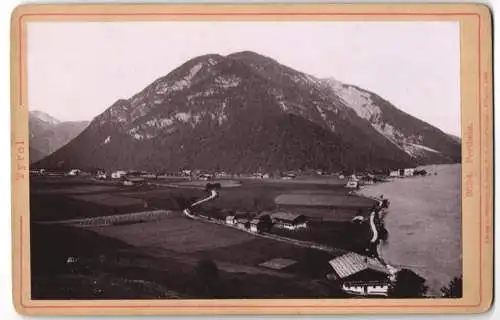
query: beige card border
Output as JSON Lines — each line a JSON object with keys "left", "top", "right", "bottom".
{"left": 10, "top": 3, "right": 493, "bottom": 316}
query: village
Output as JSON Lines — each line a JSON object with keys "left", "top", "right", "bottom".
{"left": 30, "top": 165, "right": 431, "bottom": 187}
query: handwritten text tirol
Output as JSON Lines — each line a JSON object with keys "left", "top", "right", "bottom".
{"left": 15, "top": 140, "right": 26, "bottom": 181}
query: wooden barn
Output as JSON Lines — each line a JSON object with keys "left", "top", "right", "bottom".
{"left": 328, "top": 252, "right": 394, "bottom": 297}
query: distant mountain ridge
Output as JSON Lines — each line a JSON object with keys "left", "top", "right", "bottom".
{"left": 34, "top": 51, "right": 460, "bottom": 172}
{"left": 29, "top": 111, "right": 89, "bottom": 163}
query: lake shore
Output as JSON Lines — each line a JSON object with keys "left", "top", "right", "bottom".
{"left": 358, "top": 164, "right": 461, "bottom": 296}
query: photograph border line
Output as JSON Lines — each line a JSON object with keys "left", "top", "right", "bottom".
{"left": 14, "top": 8, "right": 487, "bottom": 312}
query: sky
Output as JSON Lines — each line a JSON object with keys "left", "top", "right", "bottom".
{"left": 27, "top": 21, "right": 461, "bottom": 136}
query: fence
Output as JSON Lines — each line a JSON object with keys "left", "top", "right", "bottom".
{"left": 36, "top": 209, "right": 172, "bottom": 228}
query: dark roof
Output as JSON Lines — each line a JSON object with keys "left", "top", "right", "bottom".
{"left": 256, "top": 211, "right": 273, "bottom": 218}
{"left": 328, "top": 252, "right": 391, "bottom": 279}
{"left": 270, "top": 212, "right": 305, "bottom": 222}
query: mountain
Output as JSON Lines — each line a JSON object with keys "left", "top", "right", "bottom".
{"left": 30, "top": 110, "right": 60, "bottom": 125}
{"left": 447, "top": 133, "right": 461, "bottom": 144}
{"left": 322, "top": 79, "right": 461, "bottom": 165}
{"left": 29, "top": 111, "right": 89, "bottom": 163}
{"left": 34, "top": 51, "right": 460, "bottom": 172}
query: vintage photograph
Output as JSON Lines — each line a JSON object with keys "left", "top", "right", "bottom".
{"left": 27, "top": 20, "right": 462, "bottom": 300}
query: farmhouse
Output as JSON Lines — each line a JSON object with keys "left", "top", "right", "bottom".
{"left": 270, "top": 212, "right": 308, "bottom": 230}
{"left": 111, "top": 170, "right": 127, "bottom": 179}
{"left": 389, "top": 170, "right": 400, "bottom": 177}
{"left": 281, "top": 172, "right": 297, "bottom": 180}
{"left": 361, "top": 174, "right": 376, "bottom": 185}
{"left": 199, "top": 173, "right": 213, "bottom": 181}
{"left": 225, "top": 215, "right": 236, "bottom": 225}
{"left": 123, "top": 180, "right": 134, "bottom": 186}
{"left": 345, "top": 180, "right": 360, "bottom": 189}
{"left": 249, "top": 215, "right": 273, "bottom": 233}
{"left": 249, "top": 218, "right": 261, "bottom": 233}
{"left": 30, "top": 168, "right": 46, "bottom": 176}
{"left": 403, "top": 168, "right": 415, "bottom": 177}
{"left": 67, "top": 169, "right": 81, "bottom": 176}
{"left": 236, "top": 218, "right": 249, "bottom": 230}
{"left": 389, "top": 168, "right": 415, "bottom": 178}
{"left": 96, "top": 170, "right": 107, "bottom": 180}
{"left": 328, "top": 252, "right": 393, "bottom": 297}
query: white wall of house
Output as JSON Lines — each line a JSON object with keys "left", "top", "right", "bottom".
{"left": 342, "top": 284, "right": 365, "bottom": 295}
{"left": 345, "top": 181, "right": 359, "bottom": 189}
{"left": 389, "top": 170, "right": 400, "bottom": 177}
{"left": 404, "top": 168, "right": 415, "bottom": 176}
{"left": 342, "top": 283, "right": 389, "bottom": 296}
{"left": 111, "top": 171, "right": 127, "bottom": 179}
{"left": 276, "top": 222, "right": 307, "bottom": 230}
{"left": 367, "top": 285, "right": 389, "bottom": 296}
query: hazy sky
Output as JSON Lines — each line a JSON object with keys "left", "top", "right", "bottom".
{"left": 27, "top": 21, "right": 460, "bottom": 136}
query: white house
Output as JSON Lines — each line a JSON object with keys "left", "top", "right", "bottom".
{"left": 111, "top": 170, "right": 127, "bottom": 179}
{"left": 67, "top": 169, "right": 81, "bottom": 176}
{"left": 225, "top": 216, "right": 236, "bottom": 225}
{"left": 270, "top": 212, "right": 308, "bottom": 230}
{"left": 96, "top": 171, "right": 107, "bottom": 180}
{"left": 404, "top": 168, "right": 415, "bottom": 177}
{"left": 345, "top": 180, "right": 360, "bottom": 189}
{"left": 199, "top": 174, "right": 213, "bottom": 181}
{"left": 328, "top": 252, "right": 394, "bottom": 297}
{"left": 30, "top": 169, "right": 46, "bottom": 176}
{"left": 389, "top": 170, "right": 400, "bottom": 177}
{"left": 249, "top": 218, "right": 260, "bottom": 233}
{"left": 237, "top": 219, "right": 249, "bottom": 230}
{"left": 390, "top": 168, "right": 415, "bottom": 178}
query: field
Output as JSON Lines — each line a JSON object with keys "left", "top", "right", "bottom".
{"left": 30, "top": 174, "right": 377, "bottom": 299}
{"left": 173, "top": 179, "right": 242, "bottom": 188}
{"left": 275, "top": 193, "right": 375, "bottom": 208}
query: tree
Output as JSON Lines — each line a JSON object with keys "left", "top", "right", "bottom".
{"left": 441, "top": 276, "right": 462, "bottom": 298}
{"left": 196, "top": 259, "right": 219, "bottom": 281}
{"left": 195, "top": 259, "right": 220, "bottom": 297}
{"left": 389, "top": 268, "right": 428, "bottom": 298}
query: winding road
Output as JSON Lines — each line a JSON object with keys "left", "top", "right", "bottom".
{"left": 182, "top": 189, "right": 218, "bottom": 218}
{"left": 369, "top": 210, "right": 379, "bottom": 243}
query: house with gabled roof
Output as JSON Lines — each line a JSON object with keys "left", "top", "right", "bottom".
{"left": 270, "top": 212, "right": 308, "bottom": 230}
{"left": 328, "top": 252, "right": 395, "bottom": 297}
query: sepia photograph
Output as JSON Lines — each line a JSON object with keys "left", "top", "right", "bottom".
{"left": 25, "top": 19, "right": 465, "bottom": 301}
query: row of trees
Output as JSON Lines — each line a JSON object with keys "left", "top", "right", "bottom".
{"left": 389, "top": 269, "right": 462, "bottom": 298}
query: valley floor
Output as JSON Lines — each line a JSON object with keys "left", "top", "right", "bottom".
{"left": 29, "top": 175, "right": 381, "bottom": 299}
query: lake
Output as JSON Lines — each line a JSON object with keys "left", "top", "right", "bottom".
{"left": 359, "top": 164, "right": 461, "bottom": 296}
